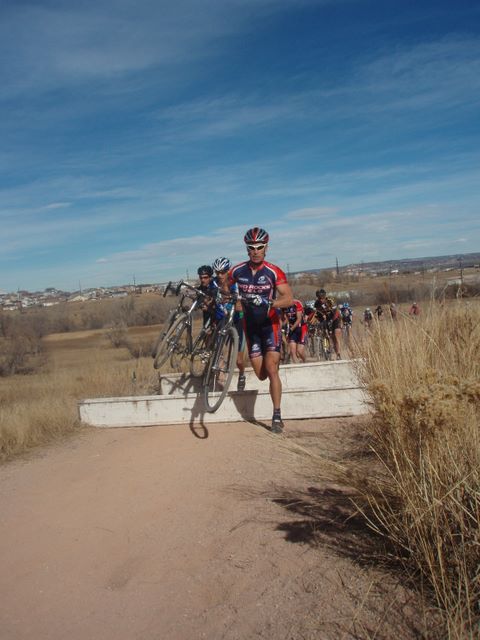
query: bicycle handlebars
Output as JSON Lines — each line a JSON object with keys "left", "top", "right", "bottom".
{"left": 162, "top": 280, "right": 211, "bottom": 301}
{"left": 163, "top": 280, "right": 275, "bottom": 310}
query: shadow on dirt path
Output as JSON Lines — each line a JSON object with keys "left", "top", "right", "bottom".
{"left": 0, "top": 417, "right": 427, "bottom": 640}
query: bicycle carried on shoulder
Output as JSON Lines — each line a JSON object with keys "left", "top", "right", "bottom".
{"left": 202, "top": 291, "right": 240, "bottom": 413}
{"left": 152, "top": 281, "right": 213, "bottom": 376}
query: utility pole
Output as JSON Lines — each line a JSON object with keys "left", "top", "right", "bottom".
{"left": 287, "top": 263, "right": 290, "bottom": 277}
{"left": 458, "top": 257, "right": 464, "bottom": 287}
{"left": 336, "top": 257, "right": 339, "bottom": 277}
{"left": 186, "top": 268, "right": 190, "bottom": 281}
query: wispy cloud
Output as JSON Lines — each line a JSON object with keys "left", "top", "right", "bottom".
{"left": 286, "top": 207, "right": 339, "bottom": 220}
{"left": 0, "top": 0, "right": 333, "bottom": 98}
{"left": 151, "top": 35, "right": 480, "bottom": 145}
{"left": 40, "top": 202, "right": 72, "bottom": 211}
{"left": 0, "top": 2, "right": 479, "bottom": 291}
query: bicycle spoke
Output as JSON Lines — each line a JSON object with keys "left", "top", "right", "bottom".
{"left": 203, "top": 326, "right": 238, "bottom": 412}
{"left": 169, "top": 321, "right": 191, "bottom": 373}
{"left": 190, "top": 332, "right": 212, "bottom": 377}
{"left": 153, "top": 313, "right": 188, "bottom": 370}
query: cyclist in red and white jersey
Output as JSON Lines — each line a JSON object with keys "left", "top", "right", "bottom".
{"left": 282, "top": 299, "right": 307, "bottom": 363}
{"left": 230, "top": 227, "right": 293, "bottom": 433}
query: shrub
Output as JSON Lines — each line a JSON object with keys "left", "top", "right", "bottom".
{"left": 0, "top": 335, "right": 45, "bottom": 376}
{"left": 105, "top": 322, "right": 129, "bottom": 348}
{"left": 353, "top": 302, "right": 480, "bottom": 637}
{"left": 124, "top": 338, "right": 153, "bottom": 359}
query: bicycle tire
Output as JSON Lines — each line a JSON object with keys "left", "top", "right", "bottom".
{"left": 169, "top": 317, "right": 192, "bottom": 373}
{"left": 153, "top": 313, "right": 188, "bottom": 370}
{"left": 152, "top": 309, "right": 179, "bottom": 362}
{"left": 189, "top": 330, "right": 211, "bottom": 377}
{"left": 322, "top": 334, "right": 332, "bottom": 361}
{"left": 311, "top": 334, "right": 321, "bottom": 360}
{"left": 203, "top": 326, "right": 239, "bottom": 413}
{"left": 280, "top": 334, "right": 290, "bottom": 364}
{"left": 306, "top": 332, "right": 315, "bottom": 358}
{"left": 342, "top": 324, "right": 351, "bottom": 350}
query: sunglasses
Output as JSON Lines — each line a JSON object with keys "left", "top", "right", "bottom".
{"left": 199, "top": 275, "right": 211, "bottom": 279}
{"left": 246, "top": 244, "right": 266, "bottom": 252}
{"left": 215, "top": 269, "right": 229, "bottom": 275}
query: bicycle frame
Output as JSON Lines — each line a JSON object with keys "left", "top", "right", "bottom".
{"left": 153, "top": 281, "right": 212, "bottom": 370}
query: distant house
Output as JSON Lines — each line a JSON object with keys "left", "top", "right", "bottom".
{"left": 68, "top": 295, "right": 88, "bottom": 302}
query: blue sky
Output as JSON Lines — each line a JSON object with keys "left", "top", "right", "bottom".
{"left": 1, "top": 0, "right": 479, "bottom": 292}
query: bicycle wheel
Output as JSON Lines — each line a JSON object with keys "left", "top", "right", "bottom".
{"left": 280, "top": 334, "right": 290, "bottom": 364}
{"left": 152, "top": 310, "right": 177, "bottom": 360}
{"left": 153, "top": 313, "right": 188, "bottom": 370}
{"left": 189, "top": 329, "right": 212, "bottom": 377}
{"left": 203, "top": 326, "right": 239, "bottom": 413}
{"left": 168, "top": 317, "right": 192, "bottom": 372}
{"left": 343, "top": 324, "right": 351, "bottom": 350}
{"left": 322, "top": 334, "right": 332, "bottom": 361}
{"left": 306, "top": 331, "right": 315, "bottom": 358}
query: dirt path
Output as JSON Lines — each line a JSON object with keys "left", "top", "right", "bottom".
{"left": 0, "top": 419, "right": 422, "bottom": 639}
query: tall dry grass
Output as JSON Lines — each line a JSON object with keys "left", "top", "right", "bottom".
{"left": 0, "top": 326, "right": 163, "bottom": 461}
{"left": 352, "top": 302, "right": 480, "bottom": 638}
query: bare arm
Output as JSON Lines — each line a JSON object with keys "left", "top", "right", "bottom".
{"left": 271, "top": 282, "right": 294, "bottom": 310}
{"left": 291, "top": 309, "right": 302, "bottom": 330}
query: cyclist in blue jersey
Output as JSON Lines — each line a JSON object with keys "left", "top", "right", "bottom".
{"left": 340, "top": 301, "right": 353, "bottom": 328}
{"left": 230, "top": 227, "right": 294, "bottom": 433}
{"left": 211, "top": 257, "right": 246, "bottom": 391}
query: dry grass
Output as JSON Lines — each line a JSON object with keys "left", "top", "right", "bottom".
{"left": 2, "top": 294, "right": 479, "bottom": 637}
{"left": 0, "top": 325, "right": 165, "bottom": 461}
{"left": 349, "top": 302, "right": 480, "bottom": 638}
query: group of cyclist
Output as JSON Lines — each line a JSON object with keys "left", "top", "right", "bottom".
{"left": 162, "top": 226, "right": 426, "bottom": 434}
{"left": 192, "top": 227, "right": 293, "bottom": 433}
{"left": 186, "top": 227, "right": 360, "bottom": 434}
{"left": 281, "top": 290, "right": 353, "bottom": 363}
{"left": 362, "top": 301, "right": 419, "bottom": 327}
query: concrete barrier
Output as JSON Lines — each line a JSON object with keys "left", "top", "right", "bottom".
{"left": 159, "top": 359, "right": 360, "bottom": 395}
{"left": 79, "top": 360, "right": 369, "bottom": 428}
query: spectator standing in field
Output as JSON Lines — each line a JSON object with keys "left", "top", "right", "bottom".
{"left": 364, "top": 307, "right": 373, "bottom": 329}
{"left": 389, "top": 302, "right": 398, "bottom": 320}
{"left": 375, "top": 304, "right": 383, "bottom": 320}
{"left": 230, "top": 227, "right": 294, "bottom": 434}
{"left": 409, "top": 301, "right": 421, "bottom": 316}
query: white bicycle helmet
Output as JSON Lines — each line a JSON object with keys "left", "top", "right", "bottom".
{"left": 212, "top": 257, "right": 231, "bottom": 272}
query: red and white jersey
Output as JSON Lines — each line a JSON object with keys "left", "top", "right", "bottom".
{"left": 229, "top": 260, "right": 287, "bottom": 323}
{"left": 283, "top": 299, "right": 305, "bottom": 325}
{"left": 230, "top": 260, "right": 286, "bottom": 298}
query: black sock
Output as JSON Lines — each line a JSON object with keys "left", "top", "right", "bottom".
{"left": 273, "top": 409, "right": 281, "bottom": 419}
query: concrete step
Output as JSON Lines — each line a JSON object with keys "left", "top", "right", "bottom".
{"left": 159, "top": 358, "right": 361, "bottom": 396}
{"left": 79, "top": 360, "right": 369, "bottom": 428}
